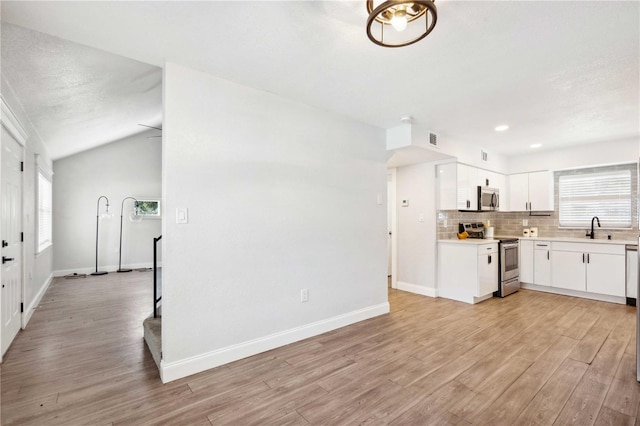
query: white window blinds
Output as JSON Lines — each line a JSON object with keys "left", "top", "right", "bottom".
{"left": 558, "top": 169, "right": 632, "bottom": 228}
{"left": 38, "top": 172, "right": 52, "bottom": 252}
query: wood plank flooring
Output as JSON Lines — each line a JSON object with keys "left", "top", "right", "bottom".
{"left": 1, "top": 273, "right": 638, "bottom": 425}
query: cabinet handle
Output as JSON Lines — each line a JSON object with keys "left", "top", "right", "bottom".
{"left": 547, "top": 250, "right": 549, "bottom": 260}
{"left": 488, "top": 255, "right": 492, "bottom": 264}
{"left": 582, "top": 253, "right": 585, "bottom": 263}
{"left": 587, "top": 253, "right": 590, "bottom": 263}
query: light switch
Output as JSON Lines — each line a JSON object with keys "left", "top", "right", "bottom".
{"left": 376, "top": 194, "right": 383, "bottom": 205}
{"left": 419, "top": 213, "right": 425, "bottom": 222}
{"left": 176, "top": 208, "right": 188, "bottom": 224}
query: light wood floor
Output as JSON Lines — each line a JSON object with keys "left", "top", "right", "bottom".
{"left": 1, "top": 273, "right": 638, "bottom": 425}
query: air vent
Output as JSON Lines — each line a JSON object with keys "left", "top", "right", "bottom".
{"left": 428, "top": 131, "right": 439, "bottom": 148}
{"left": 481, "top": 150, "right": 488, "bottom": 162}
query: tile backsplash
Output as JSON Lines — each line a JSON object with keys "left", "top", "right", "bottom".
{"left": 437, "top": 164, "right": 638, "bottom": 242}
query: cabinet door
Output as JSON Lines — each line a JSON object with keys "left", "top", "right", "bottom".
{"left": 586, "top": 253, "right": 625, "bottom": 297}
{"left": 551, "top": 250, "right": 586, "bottom": 291}
{"left": 520, "top": 240, "right": 535, "bottom": 284}
{"left": 508, "top": 173, "right": 529, "bottom": 212}
{"left": 437, "top": 163, "right": 457, "bottom": 210}
{"left": 528, "top": 171, "right": 554, "bottom": 211}
{"left": 534, "top": 243, "right": 551, "bottom": 286}
{"left": 478, "top": 252, "right": 498, "bottom": 296}
{"left": 456, "top": 164, "right": 471, "bottom": 210}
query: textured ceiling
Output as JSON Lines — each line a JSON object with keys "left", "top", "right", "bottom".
{"left": 1, "top": 23, "right": 162, "bottom": 160}
{"left": 1, "top": 1, "right": 638, "bottom": 160}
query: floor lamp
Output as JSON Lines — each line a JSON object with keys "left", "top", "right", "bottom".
{"left": 117, "top": 197, "right": 140, "bottom": 273}
{"left": 91, "top": 195, "right": 111, "bottom": 276}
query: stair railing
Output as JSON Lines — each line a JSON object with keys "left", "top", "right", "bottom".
{"left": 154, "top": 235, "right": 162, "bottom": 318}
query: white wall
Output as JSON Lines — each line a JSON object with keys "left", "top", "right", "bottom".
{"left": 52, "top": 131, "right": 161, "bottom": 275}
{"left": 395, "top": 162, "right": 438, "bottom": 296}
{"left": 508, "top": 137, "right": 638, "bottom": 173}
{"left": 161, "top": 62, "right": 389, "bottom": 382}
{"left": 1, "top": 77, "right": 54, "bottom": 332}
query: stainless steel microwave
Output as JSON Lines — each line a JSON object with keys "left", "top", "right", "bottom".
{"left": 477, "top": 186, "right": 499, "bottom": 211}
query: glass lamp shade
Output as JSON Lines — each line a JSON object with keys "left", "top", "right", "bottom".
{"left": 366, "top": 0, "right": 437, "bottom": 47}
{"left": 129, "top": 210, "right": 143, "bottom": 223}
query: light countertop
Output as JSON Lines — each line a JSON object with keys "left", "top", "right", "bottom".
{"left": 439, "top": 236, "right": 637, "bottom": 245}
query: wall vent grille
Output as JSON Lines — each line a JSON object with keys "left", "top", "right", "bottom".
{"left": 428, "top": 132, "right": 439, "bottom": 148}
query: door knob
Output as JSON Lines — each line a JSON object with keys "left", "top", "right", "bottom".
{"left": 2, "top": 256, "right": 14, "bottom": 264}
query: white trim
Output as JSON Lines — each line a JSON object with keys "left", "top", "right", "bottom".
{"left": 388, "top": 168, "right": 398, "bottom": 289}
{"left": 521, "top": 283, "right": 626, "bottom": 305}
{"left": 0, "top": 95, "right": 28, "bottom": 146}
{"left": 53, "top": 262, "right": 158, "bottom": 277}
{"left": 160, "top": 302, "right": 390, "bottom": 383}
{"left": 396, "top": 280, "right": 437, "bottom": 297}
{"left": 22, "top": 273, "right": 53, "bottom": 328}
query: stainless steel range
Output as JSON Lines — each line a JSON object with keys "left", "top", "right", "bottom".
{"left": 497, "top": 238, "right": 520, "bottom": 297}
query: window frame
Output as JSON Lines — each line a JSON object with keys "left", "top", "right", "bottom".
{"left": 36, "top": 169, "right": 53, "bottom": 253}
{"left": 557, "top": 165, "right": 634, "bottom": 230}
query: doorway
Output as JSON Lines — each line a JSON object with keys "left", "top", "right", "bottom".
{"left": 1, "top": 127, "right": 24, "bottom": 355}
{"left": 387, "top": 168, "right": 397, "bottom": 289}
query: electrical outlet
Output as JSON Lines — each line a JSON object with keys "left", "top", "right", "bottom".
{"left": 300, "top": 288, "right": 309, "bottom": 302}
{"left": 522, "top": 219, "right": 529, "bottom": 226}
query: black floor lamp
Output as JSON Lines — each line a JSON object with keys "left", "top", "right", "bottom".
{"left": 117, "top": 197, "right": 140, "bottom": 273}
{"left": 91, "top": 195, "right": 112, "bottom": 276}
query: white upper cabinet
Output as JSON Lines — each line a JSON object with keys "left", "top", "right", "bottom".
{"left": 507, "top": 171, "right": 554, "bottom": 212}
{"left": 457, "top": 163, "right": 478, "bottom": 210}
{"left": 437, "top": 162, "right": 506, "bottom": 211}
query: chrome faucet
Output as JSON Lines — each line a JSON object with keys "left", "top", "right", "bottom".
{"left": 586, "top": 216, "right": 601, "bottom": 239}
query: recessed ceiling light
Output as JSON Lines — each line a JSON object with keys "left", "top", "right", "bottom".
{"left": 530, "top": 143, "right": 542, "bottom": 149}
{"left": 495, "top": 125, "right": 509, "bottom": 132}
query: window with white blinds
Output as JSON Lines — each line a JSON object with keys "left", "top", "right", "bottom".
{"left": 558, "top": 169, "right": 632, "bottom": 228}
{"left": 37, "top": 171, "right": 52, "bottom": 252}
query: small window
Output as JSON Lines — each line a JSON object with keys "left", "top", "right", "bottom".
{"left": 134, "top": 199, "right": 161, "bottom": 218}
{"left": 558, "top": 167, "right": 632, "bottom": 229}
{"left": 37, "top": 171, "right": 52, "bottom": 252}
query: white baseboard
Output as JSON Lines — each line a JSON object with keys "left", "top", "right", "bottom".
{"left": 22, "top": 273, "right": 53, "bottom": 328}
{"left": 160, "top": 302, "right": 390, "bottom": 383}
{"left": 396, "top": 281, "right": 437, "bottom": 298}
{"left": 521, "top": 283, "right": 626, "bottom": 305}
{"left": 53, "top": 262, "right": 160, "bottom": 277}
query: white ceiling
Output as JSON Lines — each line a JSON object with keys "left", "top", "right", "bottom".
{"left": 1, "top": 1, "right": 638, "bottom": 161}
{"left": 1, "top": 23, "right": 162, "bottom": 160}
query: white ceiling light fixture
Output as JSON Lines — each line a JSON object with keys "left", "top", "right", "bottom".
{"left": 530, "top": 143, "right": 542, "bottom": 149}
{"left": 495, "top": 125, "right": 509, "bottom": 132}
{"left": 366, "top": 0, "right": 438, "bottom": 48}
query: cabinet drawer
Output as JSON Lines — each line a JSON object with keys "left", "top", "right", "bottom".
{"left": 477, "top": 243, "right": 498, "bottom": 254}
{"left": 552, "top": 242, "right": 625, "bottom": 255}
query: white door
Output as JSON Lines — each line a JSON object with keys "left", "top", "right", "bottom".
{"left": 1, "top": 128, "right": 23, "bottom": 355}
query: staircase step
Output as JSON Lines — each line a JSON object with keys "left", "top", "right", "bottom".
{"left": 143, "top": 316, "right": 162, "bottom": 369}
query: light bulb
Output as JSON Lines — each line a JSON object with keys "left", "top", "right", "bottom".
{"left": 391, "top": 9, "right": 408, "bottom": 32}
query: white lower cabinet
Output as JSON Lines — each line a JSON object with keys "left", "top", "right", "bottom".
{"left": 519, "top": 240, "right": 534, "bottom": 284}
{"left": 550, "top": 250, "right": 586, "bottom": 291}
{"left": 438, "top": 242, "right": 498, "bottom": 304}
{"left": 586, "top": 253, "right": 625, "bottom": 297}
{"left": 550, "top": 242, "right": 625, "bottom": 297}
{"left": 533, "top": 241, "right": 551, "bottom": 286}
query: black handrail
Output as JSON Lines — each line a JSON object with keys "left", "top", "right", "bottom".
{"left": 153, "top": 235, "right": 162, "bottom": 318}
